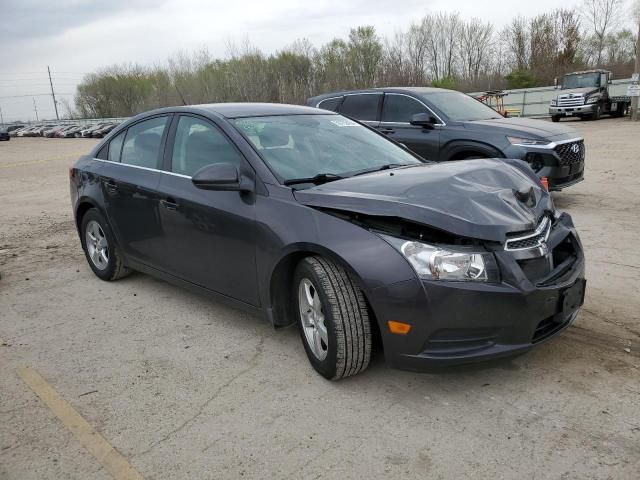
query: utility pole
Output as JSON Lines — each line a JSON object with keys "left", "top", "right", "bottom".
{"left": 0, "top": 105, "right": 4, "bottom": 126}
{"left": 47, "top": 66, "right": 59, "bottom": 121}
{"left": 33, "top": 98, "right": 39, "bottom": 121}
{"left": 632, "top": 19, "right": 640, "bottom": 121}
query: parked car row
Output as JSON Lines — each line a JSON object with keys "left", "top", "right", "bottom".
{"left": 8, "top": 122, "right": 121, "bottom": 139}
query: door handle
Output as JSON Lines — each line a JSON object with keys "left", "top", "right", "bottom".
{"left": 379, "top": 127, "right": 395, "bottom": 134}
{"left": 104, "top": 179, "right": 118, "bottom": 193}
{"left": 160, "top": 198, "right": 179, "bottom": 211}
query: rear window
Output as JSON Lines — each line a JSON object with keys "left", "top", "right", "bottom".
{"left": 339, "top": 94, "right": 381, "bottom": 121}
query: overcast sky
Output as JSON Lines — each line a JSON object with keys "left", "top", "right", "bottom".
{"left": 0, "top": 0, "right": 598, "bottom": 122}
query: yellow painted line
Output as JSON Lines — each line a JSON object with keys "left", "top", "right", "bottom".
{"left": 17, "top": 367, "right": 144, "bottom": 480}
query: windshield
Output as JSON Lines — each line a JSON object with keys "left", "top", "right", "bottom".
{"left": 424, "top": 90, "right": 503, "bottom": 121}
{"left": 232, "top": 114, "right": 422, "bottom": 185}
{"left": 562, "top": 73, "right": 599, "bottom": 89}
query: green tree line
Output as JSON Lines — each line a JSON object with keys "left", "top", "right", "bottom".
{"left": 74, "top": 7, "right": 638, "bottom": 118}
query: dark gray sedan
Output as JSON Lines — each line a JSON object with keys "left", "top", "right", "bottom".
{"left": 70, "top": 103, "right": 585, "bottom": 379}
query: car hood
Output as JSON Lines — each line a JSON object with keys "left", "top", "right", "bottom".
{"left": 463, "top": 117, "right": 575, "bottom": 139}
{"left": 294, "top": 159, "right": 552, "bottom": 242}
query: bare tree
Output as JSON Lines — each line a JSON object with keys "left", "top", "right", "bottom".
{"left": 458, "top": 18, "right": 494, "bottom": 82}
{"left": 582, "top": 0, "right": 623, "bottom": 66}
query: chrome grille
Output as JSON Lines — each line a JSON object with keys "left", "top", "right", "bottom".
{"left": 505, "top": 217, "right": 551, "bottom": 251}
{"left": 554, "top": 140, "right": 585, "bottom": 166}
{"left": 557, "top": 96, "right": 584, "bottom": 107}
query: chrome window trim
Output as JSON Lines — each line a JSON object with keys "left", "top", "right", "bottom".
{"left": 380, "top": 93, "right": 446, "bottom": 126}
{"left": 92, "top": 157, "right": 192, "bottom": 179}
{"left": 316, "top": 96, "right": 343, "bottom": 109}
{"left": 510, "top": 137, "right": 583, "bottom": 149}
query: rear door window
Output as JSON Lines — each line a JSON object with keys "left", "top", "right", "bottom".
{"left": 120, "top": 116, "right": 168, "bottom": 169}
{"left": 382, "top": 94, "right": 430, "bottom": 123}
{"left": 339, "top": 94, "right": 381, "bottom": 121}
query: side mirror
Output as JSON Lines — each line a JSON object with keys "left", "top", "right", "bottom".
{"left": 409, "top": 112, "right": 436, "bottom": 129}
{"left": 192, "top": 163, "right": 253, "bottom": 192}
{"left": 554, "top": 77, "right": 559, "bottom": 89}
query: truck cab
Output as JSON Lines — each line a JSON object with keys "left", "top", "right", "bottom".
{"left": 549, "top": 69, "right": 629, "bottom": 122}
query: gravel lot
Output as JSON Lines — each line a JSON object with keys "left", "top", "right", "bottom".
{"left": 1, "top": 119, "right": 639, "bottom": 479}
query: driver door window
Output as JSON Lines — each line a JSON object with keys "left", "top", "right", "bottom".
{"left": 382, "top": 94, "right": 430, "bottom": 123}
{"left": 171, "top": 116, "right": 242, "bottom": 176}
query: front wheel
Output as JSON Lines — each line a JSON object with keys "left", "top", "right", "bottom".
{"left": 293, "top": 256, "right": 372, "bottom": 380}
{"left": 551, "top": 115, "right": 561, "bottom": 123}
{"left": 591, "top": 104, "right": 601, "bottom": 120}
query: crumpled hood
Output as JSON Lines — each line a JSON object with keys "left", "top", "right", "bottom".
{"left": 464, "top": 117, "right": 575, "bottom": 139}
{"left": 294, "top": 159, "right": 553, "bottom": 242}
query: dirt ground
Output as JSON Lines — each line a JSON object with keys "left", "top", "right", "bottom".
{"left": 1, "top": 118, "right": 639, "bottom": 479}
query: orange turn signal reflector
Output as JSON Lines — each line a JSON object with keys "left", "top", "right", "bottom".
{"left": 388, "top": 321, "right": 412, "bottom": 335}
{"left": 540, "top": 176, "right": 549, "bottom": 191}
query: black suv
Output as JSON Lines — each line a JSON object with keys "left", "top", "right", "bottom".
{"left": 307, "top": 88, "right": 585, "bottom": 190}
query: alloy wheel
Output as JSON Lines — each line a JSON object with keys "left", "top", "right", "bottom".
{"left": 85, "top": 220, "right": 109, "bottom": 270}
{"left": 298, "top": 278, "right": 328, "bottom": 360}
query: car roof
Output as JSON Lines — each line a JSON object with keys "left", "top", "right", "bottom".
{"left": 308, "top": 86, "right": 456, "bottom": 104}
{"left": 191, "top": 103, "right": 329, "bottom": 118}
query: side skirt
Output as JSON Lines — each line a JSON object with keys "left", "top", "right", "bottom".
{"left": 127, "top": 259, "right": 270, "bottom": 324}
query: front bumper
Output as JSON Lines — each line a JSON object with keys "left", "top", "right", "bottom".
{"left": 504, "top": 139, "right": 585, "bottom": 191}
{"left": 370, "top": 213, "right": 585, "bottom": 371}
{"left": 549, "top": 104, "right": 596, "bottom": 116}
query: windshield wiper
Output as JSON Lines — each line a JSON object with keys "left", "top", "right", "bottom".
{"left": 284, "top": 173, "right": 344, "bottom": 186}
{"left": 350, "top": 163, "right": 404, "bottom": 177}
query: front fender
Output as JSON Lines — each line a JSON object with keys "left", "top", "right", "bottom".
{"left": 255, "top": 192, "right": 421, "bottom": 328}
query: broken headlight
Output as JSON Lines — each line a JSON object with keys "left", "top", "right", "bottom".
{"left": 382, "top": 235, "right": 499, "bottom": 282}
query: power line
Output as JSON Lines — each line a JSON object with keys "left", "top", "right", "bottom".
{"left": 0, "top": 93, "right": 74, "bottom": 99}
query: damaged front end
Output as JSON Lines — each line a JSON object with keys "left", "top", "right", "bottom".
{"left": 307, "top": 208, "right": 585, "bottom": 369}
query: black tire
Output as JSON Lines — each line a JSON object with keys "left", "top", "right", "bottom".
{"left": 591, "top": 104, "right": 601, "bottom": 120}
{"left": 80, "top": 208, "right": 130, "bottom": 281}
{"left": 551, "top": 115, "right": 561, "bottom": 122}
{"left": 293, "top": 256, "right": 371, "bottom": 380}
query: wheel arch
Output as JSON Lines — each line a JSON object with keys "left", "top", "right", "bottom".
{"left": 268, "top": 244, "right": 377, "bottom": 332}
{"left": 441, "top": 140, "right": 504, "bottom": 161}
{"left": 74, "top": 197, "right": 104, "bottom": 233}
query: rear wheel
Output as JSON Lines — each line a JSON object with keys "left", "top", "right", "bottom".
{"left": 80, "top": 208, "right": 130, "bottom": 281}
{"left": 293, "top": 256, "right": 371, "bottom": 380}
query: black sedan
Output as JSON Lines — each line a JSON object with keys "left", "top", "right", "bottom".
{"left": 0, "top": 129, "right": 9, "bottom": 141}
{"left": 307, "top": 88, "right": 586, "bottom": 191}
{"left": 70, "top": 104, "right": 586, "bottom": 379}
